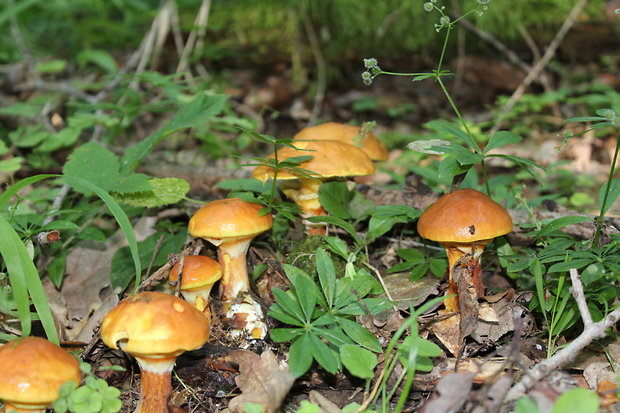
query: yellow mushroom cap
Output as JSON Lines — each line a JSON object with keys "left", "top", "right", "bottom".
{"left": 252, "top": 140, "right": 376, "bottom": 182}
{"left": 0, "top": 337, "right": 82, "bottom": 407}
{"left": 188, "top": 198, "right": 273, "bottom": 240}
{"left": 100, "top": 291, "right": 210, "bottom": 358}
{"left": 417, "top": 188, "right": 513, "bottom": 243}
{"left": 169, "top": 255, "right": 222, "bottom": 291}
{"left": 293, "top": 122, "right": 389, "bottom": 161}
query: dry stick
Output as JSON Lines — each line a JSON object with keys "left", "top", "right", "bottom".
{"left": 299, "top": 0, "right": 326, "bottom": 126}
{"left": 569, "top": 268, "right": 593, "bottom": 327}
{"left": 490, "top": 0, "right": 589, "bottom": 136}
{"left": 505, "top": 268, "right": 620, "bottom": 401}
{"left": 176, "top": 0, "right": 212, "bottom": 78}
{"left": 136, "top": 240, "right": 203, "bottom": 292}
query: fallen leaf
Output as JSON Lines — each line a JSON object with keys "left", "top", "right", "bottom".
{"left": 429, "top": 310, "right": 461, "bottom": 356}
{"left": 227, "top": 350, "right": 295, "bottom": 413}
{"left": 380, "top": 273, "right": 440, "bottom": 311}
{"left": 419, "top": 372, "right": 475, "bottom": 413}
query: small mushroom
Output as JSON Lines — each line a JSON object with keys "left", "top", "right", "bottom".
{"left": 417, "top": 188, "right": 513, "bottom": 312}
{"left": 0, "top": 336, "right": 82, "bottom": 413}
{"left": 252, "top": 139, "right": 375, "bottom": 235}
{"left": 169, "top": 255, "right": 222, "bottom": 314}
{"left": 188, "top": 198, "right": 273, "bottom": 339}
{"left": 293, "top": 122, "right": 389, "bottom": 161}
{"left": 100, "top": 291, "right": 210, "bottom": 413}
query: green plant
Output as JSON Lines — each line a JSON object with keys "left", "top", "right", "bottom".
{"left": 515, "top": 387, "right": 599, "bottom": 413}
{"left": 52, "top": 361, "right": 123, "bottom": 413}
{"left": 269, "top": 248, "right": 392, "bottom": 377}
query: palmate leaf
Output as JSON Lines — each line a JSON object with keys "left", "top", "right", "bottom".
{"left": 282, "top": 264, "right": 318, "bottom": 321}
{"left": 289, "top": 334, "right": 314, "bottom": 378}
{"left": 336, "top": 317, "right": 382, "bottom": 352}
{"left": 315, "top": 248, "right": 336, "bottom": 308}
{"left": 270, "top": 287, "right": 306, "bottom": 324}
{"left": 309, "top": 332, "right": 339, "bottom": 374}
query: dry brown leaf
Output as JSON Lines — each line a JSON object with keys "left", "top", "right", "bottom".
{"left": 429, "top": 310, "right": 461, "bottom": 356}
{"left": 381, "top": 273, "right": 440, "bottom": 311}
{"left": 227, "top": 350, "right": 295, "bottom": 413}
{"left": 419, "top": 372, "right": 475, "bottom": 413}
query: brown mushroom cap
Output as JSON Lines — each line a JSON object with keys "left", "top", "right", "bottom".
{"left": 0, "top": 337, "right": 82, "bottom": 407}
{"left": 100, "top": 291, "right": 210, "bottom": 357}
{"left": 417, "top": 188, "right": 512, "bottom": 243}
{"left": 188, "top": 198, "right": 273, "bottom": 240}
{"left": 293, "top": 122, "right": 389, "bottom": 161}
{"left": 252, "top": 140, "right": 375, "bottom": 182}
{"left": 169, "top": 255, "right": 222, "bottom": 291}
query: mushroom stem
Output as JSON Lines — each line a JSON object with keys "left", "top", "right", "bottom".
{"left": 282, "top": 178, "right": 328, "bottom": 235}
{"left": 133, "top": 357, "right": 176, "bottom": 413}
{"left": 3, "top": 403, "right": 46, "bottom": 412}
{"left": 215, "top": 238, "right": 253, "bottom": 300}
{"left": 442, "top": 242, "right": 488, "bottom": 312}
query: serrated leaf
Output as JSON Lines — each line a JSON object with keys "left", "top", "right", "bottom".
{"left": 63, "top": 142, "right": 120, "bottom": 195}
{"left": 115, "top": 178, "right": 190, "bottom": 207}
{"left": 340, "top": 344, "right": 377, "bottom": 379}
{"left": 113, "top": 173, "right": 152, "bottom": 194}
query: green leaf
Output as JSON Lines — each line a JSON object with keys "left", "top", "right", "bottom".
{"left": 598, "top": 179, "right": 620, "bottom": 215}
{"left": 217, "top": 178, "right": 270, "bottom": 194}
{"left": 77, "top": 49, "right": 119, "bottom": 73}
{"left": 515, "top": 397, "right": 541, "bottom": 413}
{"left": 114, "top": 178, "right": 190, "bottom": 207}
{"left": 426, "top": 119, "right": 480, "bottom": 152}
{"left": 309, "top": 332, "right": 339, "bottom": 373}
{"left": 550, "top": 388, "right": 599, "bottom": 413}
{"left": 437, "top": 154, "right": 470, "bottom": 178}
{"left": 340, "top": 344, "right": 377, "bottom": 379}
{"left": 48, "top": 249, "right": 67, "bottom": 289}
{"left": 37, "top": 127, "right": 82, "bottom": 152}
{"left": 0, "top": 215, "right": 59, "bottom": 343}
{"left": 337, "top": 317, "right": 382, "bottom": 352}
{"left": 289, "top": 334, "right": 314, "bottom": 377}
{"left": 63, "top": 176, "right": 141, "bottom": 293}
{"left": 306, "top": 215, "right": 363, "bottom": 245}
{"left": 283, "top": 264, "right": 317, "bottom": 321}
{"left": 318, "top": 181, "right": 352, "bottom": 219}
{"left": 113, "top": 174, "right": 151, "bottom": 194}
{"left": 0, "top": 157, "right": 23, "bottom": 172}
{"left": 270, "top": 328, "right": 303, "bottom": 342}
{"left": 534, "top": 216, "right": 591, "bottom": 238}
{"left": 271, "top": 288, "right": 306, "bottom": 324}
{"left": 35, "top": 59, "right": 67, "bottom": 74}
{"left": 486, "top": 154, "right": 544, "bottom": 170}
{"left": 485, "top": 131, "right": 522, "bottom": 153}
{"left": 316, "top": 248, "right": 336, "bottom": 309}
{"left": 63, "top": 142, "right": 120, "bottom": 195}
{"left": 120, "top": 93, "right": 228, "bottom": 175}
{"left": 407, "top": 139, "right": 453, "bottom": 154}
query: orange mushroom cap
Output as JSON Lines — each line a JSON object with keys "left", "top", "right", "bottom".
{"left": 169, "top": 255, "right": 222, "bottom": 292}
{"left": 252, "top": 140, "right": 375, "bottom": 182}
{"left": 100, "top": 291, "right": 210, "bottom": 358}
{"left": 188, "top": 198, "right": 273, "bottom": 241}
{"left": 293, "top": 122, "right": 389, "bottom": 161}
{"left": 0, "top": 337, "right": 82, "bottom": 408}
{"left": 417, "top": 188, "right": 512, "bottom": 244}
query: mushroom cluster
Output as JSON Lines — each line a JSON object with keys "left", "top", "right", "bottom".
{"left": 0, "top": 336, "right": 82, "bottom": 413}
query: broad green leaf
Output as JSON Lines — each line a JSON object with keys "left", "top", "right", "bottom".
{"left": 0, "top": 157, "right": 23, "bottom": 172}
{"left": 485, "top": 131, "right": 522, "bottom": 153}
{"left": 316, "top": 248, "right": 336, "bottom": 308}
{"left": 314, "top": 326, "right": 353, "bottom": 347}
{"left": 306, "top": 215, "right": 362, "bottom": 245}
{"left": 598, "top": 179, "right": 620, "bottom": 215}
{"left": 48, "top": 249, "right": 67, "bottom": 289}
{"left": 319, "top": 181, "right": 352, "bottom": 219}
{"left": 337, "top": 317, "right": 382, "bottom": 352}
{"left": 407, "top": 139, "right": 453, "bottom": 154}
{"left": 270, "top": 328, "right": 303, "bottom": 342}
{"left": 9, "top": 125, "right": 48, "bottom": 147}
{"left": 0, "top": 215, "right": 59, "bottom": 343}
{"left": 547, "top": 259, "right": 595, "bottom": 273}
{"left": 309, "top": 332, "right": 339, "bottom": 373}
{"left": 114, "top": 178, "right": 190, "bottom": 207}
{"left": 120, "top": 93, "right": 228, "bottom": 175}
{"left": 322, "top": 236, "right": 349, "bottom": 259}
{"left": 271, "top": 288, "right": 306, "bottom": 323}
{"left": 35, "top": 59, "right": 67, "bottom": 74}
{"left": 437, "top": 154, "right": 470, "bottom": 178}
{"left": 267, "top": 305, "right": 305, "bottom": 327}
{"left": 63, "top": 176, "right": 141, "bottom": 293}
{"left": 77, "top": 49, "right": 119, "bottom": 73}
{"left": 283, "top": 264, "right": 318, "bottom": 321}
{"left": 415, "top": 337, "right": 442, "bottom": 357}
{"left": 289, "top": 334, "right": 314, "bottom": 377}
{"left": 550, "top": 388, "right": 599, "bottom": 413}
{"left": 515, "top": 397, "right": 541, "bottom": 413}
{"left": 37, "top": 127, "right": 82, "bottom": 152}
{"left": 425, "top": 119, "right": 480, "bottom": 152}
{"left": 63, "top": 142, "right": 120, "bottom": 195}
{"left": 340, "top": 344, "right": 377, "bottom": 379}
{"left": 113, "top": 174, "right": 151, "bottom": 194}
{"left": 367, "top": 215, "right": 408, "bottom": 243}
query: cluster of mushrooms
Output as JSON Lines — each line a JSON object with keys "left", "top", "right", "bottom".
{"left": 0, "top": 122, "right": 514, "bottom": 412}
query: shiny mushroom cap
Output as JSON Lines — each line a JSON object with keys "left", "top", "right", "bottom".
{"left": 169, "top": 255, "right": 222, "bottom": 291}
{"left": 0, "top": 337, "right": 82, "bottom": 407}
{"left": 252, "top": 140, "right": 376, "bottom": 182}
{"left": 188, "top": 198, "right": 273, "bottom": 241}
{"left": 100, "top": 291, "right": 210, "bottom": 358}
{"left": 293, "top": 122, "right": 389, "bottom": 161}
{"left": 417, "top": 188, "right": 513, "bottom": 244}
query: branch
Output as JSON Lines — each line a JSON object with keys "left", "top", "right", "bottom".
{"left": 505, "top": 268, "right": 620, "bottom": 401}
{"left": 569, "top": 268, "right": 593, "bottom": 327}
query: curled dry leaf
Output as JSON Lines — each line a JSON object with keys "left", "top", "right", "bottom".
{"left": 227, "top": 350, "right": 295, "bottom": 413}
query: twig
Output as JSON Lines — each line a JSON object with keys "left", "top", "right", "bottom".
{"left": 136, "top": 240, "right": 202, "bottom": 292}
{"left": 176, "top": 0, "right": 212, "bottom": 80}
{"left": 490, "top": 0, "right": 589, "bottom": 135}
{"left": 569, "top": 268, "right": 593, "bottom": 327}
{"left": 505, "top": 268, "right": 620, "bottom": 401}
{"left": 42, "top": 184, "right": 71, "bottom": 226}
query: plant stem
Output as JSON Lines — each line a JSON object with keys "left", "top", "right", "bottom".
{"left": 593, "top": 134, "right": 619, "bottom": 246}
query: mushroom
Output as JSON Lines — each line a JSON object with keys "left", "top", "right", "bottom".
{"left": 417, "top": 188, "right": 513, "bottom": 312}
{"left": 100, "top": 291, "right": 210, "bottom": 413}
{"left": 168, "top": 255, "right": 222, "bottom": 315}
{"left": 293, "top": 122, "right": 389, "bottom": 161}
{"left": 0, "top": 336, "right": 82, "bottom": 413}
{"left": 252, "top": 139, "right": 375, "bottom": 235}
{"left": 188, "top": 197, "right": 273, "bottom": 339}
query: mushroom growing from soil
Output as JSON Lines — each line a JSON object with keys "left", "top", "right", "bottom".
{"left": 100, "top": 291, "right": 210, "bottom": 413}
{"left": 188, "top": 197, "right": 273, "bottom": 339}
{"left": 0, "top": 336, "right": 82, "bottom": 413}
{"left": 168, "top": 255, "right": 222, "bottom": 315}
{"left": 293, "top": 122, "right": 389, "bottom": 161}
{"left": 252, "top": 139, "right": 375, "bottom": 235}
{"left": 417, "top": 188, "right": 513, "bottom": 312}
